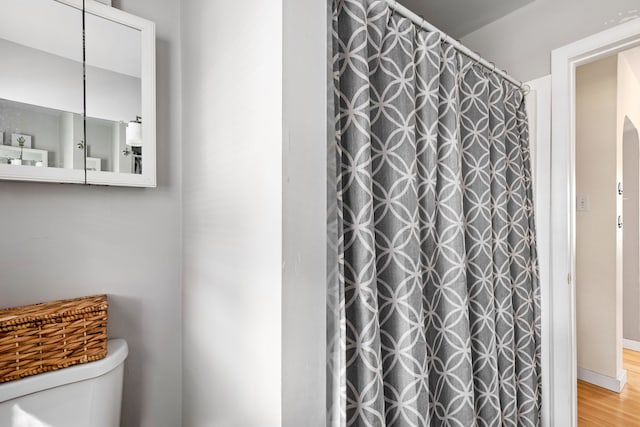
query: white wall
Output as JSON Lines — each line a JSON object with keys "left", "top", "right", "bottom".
{"left": 181, "top": 0, "right": 283, "bottom": 425}
{"left": 85, "top": 66, "right": 141, "bottom": 123}
{"left": 0, "top": 0, "right": 183, "bottom": 425}
{"left": 461, "top": 0, "right": 640, "bottom": 81}
{"left": 0, "top": 38, "right": 140, "bottom": 122}
{"left": 575, "top": 56, "right": 619, "bottom": 379}
{"left": 86, "top": 119, "right": 115, "bottom": 172}
{"left": 181, "top": 0, "right": 328, "bottom": 424}
{"left": 0, "top": 38, "right": 82, "bottom": 114}
{"left": 1, "top": 0, "right": 141, "bottom": 79}
{"left": 282, "top": 0, "right": 327, "bottom": 425}
{"left": 59, "top": 111, "right": 84, "bottom": 170}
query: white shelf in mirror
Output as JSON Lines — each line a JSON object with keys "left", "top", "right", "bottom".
{"left": 0, "top": 145, "right": 48, "bottom": 167}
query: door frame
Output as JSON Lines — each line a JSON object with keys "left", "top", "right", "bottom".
{"left": 551, "top": 17, "right": 640, "bottom": 427}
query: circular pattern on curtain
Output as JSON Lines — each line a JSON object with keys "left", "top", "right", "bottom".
{"left": 327, "top": 1, "right": 542, "bottom": 426}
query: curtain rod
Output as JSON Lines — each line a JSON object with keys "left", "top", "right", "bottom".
{"left": 385, "top": 0, "right": 526, "bottom": 91}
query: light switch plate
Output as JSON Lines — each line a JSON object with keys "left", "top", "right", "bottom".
{"left": 577, "top": 194, "right": 590, "bottom": 212}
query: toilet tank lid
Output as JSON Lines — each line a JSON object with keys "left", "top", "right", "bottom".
{"left": 0, "top": 339, "right": 128, "bottom": 403}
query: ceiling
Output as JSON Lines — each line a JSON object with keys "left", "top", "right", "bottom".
{"left": 400, "top": 0, "right": 535, "bottom": 39}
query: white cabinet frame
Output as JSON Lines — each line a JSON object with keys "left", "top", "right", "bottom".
{"left": 0, "top": 0, "right": 156, "bottom": 187}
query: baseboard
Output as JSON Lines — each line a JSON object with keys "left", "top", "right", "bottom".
{"left": 577, "top": 367, "right": 627, "bottom": 393}
{"left": 623, "top": 338, "right": 640, "bottom": 352}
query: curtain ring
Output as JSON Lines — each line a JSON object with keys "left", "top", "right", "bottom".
{"left": 485, "top": 61, "right": 496, "bottom": 77}
{"left": 516, "top": 81, "right": 524, "bottom": 99}
{"left": 517, "top": 81, "right": 531, "bottom": 96}
{"left": 472, "top": 51, "right": 484, "bottom": 72}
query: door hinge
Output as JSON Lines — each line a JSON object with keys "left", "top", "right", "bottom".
{"left": 567, "top": 273, "right": 572, "bottom": 286}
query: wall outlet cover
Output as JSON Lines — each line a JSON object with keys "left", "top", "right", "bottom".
{"left": 577, "top": 194, "right": 591, "bottom": 212}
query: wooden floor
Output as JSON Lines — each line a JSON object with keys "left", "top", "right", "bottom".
{"left": 578, "top": 349, "right": 640, "bottom": 426}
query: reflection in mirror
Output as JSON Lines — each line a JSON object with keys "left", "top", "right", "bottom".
{"left": 0, "top": 0, "right": 84, "bottom": 170}
{"left": 86, "top": 11, "right": 142, "bottom": 174}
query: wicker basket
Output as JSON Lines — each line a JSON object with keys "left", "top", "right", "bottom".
{"left": 0, "top": 294, "right": 108, "bottom": 383}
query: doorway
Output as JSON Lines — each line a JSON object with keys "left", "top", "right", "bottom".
{"left": 551, "top": 17, "right": 640, "bottom": 427}
{"left": 573, "top": 47, "right": 640, "bottom": 423}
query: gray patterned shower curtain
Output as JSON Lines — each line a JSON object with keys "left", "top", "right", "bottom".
{"left": 327, "top": 1, "right": 541, "bottom": 426}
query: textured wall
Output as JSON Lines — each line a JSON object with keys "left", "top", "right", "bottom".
{"left": 181, "top": 0, "right": 283, "bottom": 425}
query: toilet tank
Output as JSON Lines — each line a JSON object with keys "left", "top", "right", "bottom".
{"left": 0, "top": 339, "right": 128, "bottom": 427}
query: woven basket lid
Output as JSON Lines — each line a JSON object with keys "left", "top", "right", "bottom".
{"left": 0, "top": 294, "right": 108, "bottom": 329}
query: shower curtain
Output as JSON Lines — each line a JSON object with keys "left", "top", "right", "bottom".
{"left": 327, "top": 1, "right": 541, "bottom": 426}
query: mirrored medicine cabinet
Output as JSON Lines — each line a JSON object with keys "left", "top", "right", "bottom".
{"left": 0, "top": 0, "right": 156, "bottom": 187}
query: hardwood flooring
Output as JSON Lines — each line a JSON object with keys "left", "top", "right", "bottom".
{"left": 578, "top": 349, "right": 640, "bottom": 426}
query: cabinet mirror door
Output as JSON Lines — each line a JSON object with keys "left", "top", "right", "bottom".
{"left": 84, "top": 2, "right": 155, "bottom": 187}
{"left": 0, "top": 0, "right": 86, "bottom": 183}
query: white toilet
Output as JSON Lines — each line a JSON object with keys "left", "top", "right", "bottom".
{"left": 0, "top": 339, "right": 128, "bottom": 427}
